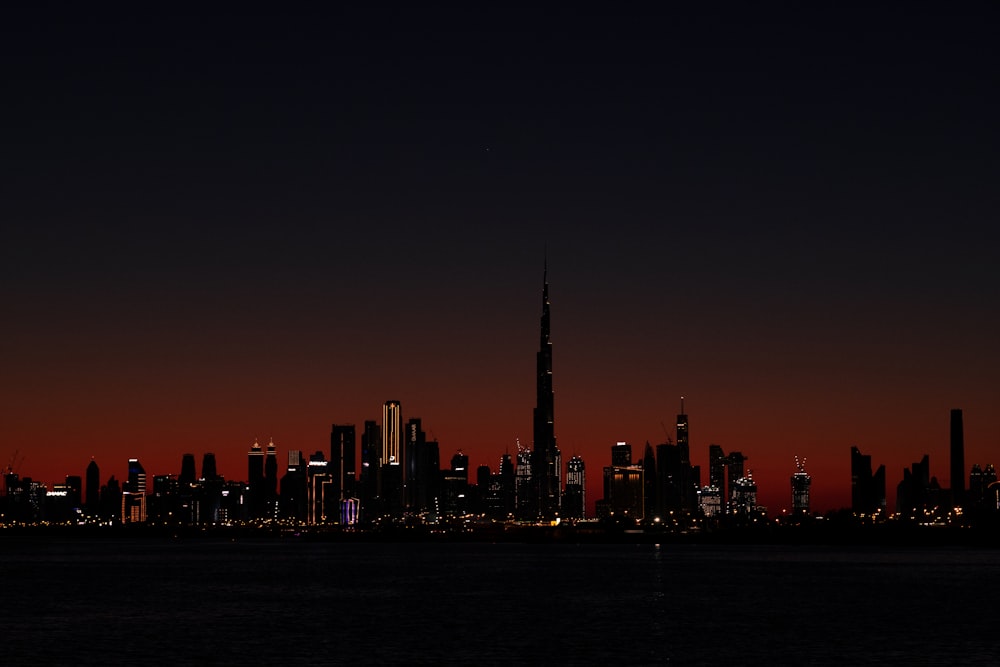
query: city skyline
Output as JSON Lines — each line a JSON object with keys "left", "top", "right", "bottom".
{"left": 4, "top": 260, "right": 991, "bottom": 518}
{"left": 3, "top": 5, "right": 999, "bottom": 515}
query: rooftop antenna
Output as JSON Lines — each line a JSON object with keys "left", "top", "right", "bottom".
{"left": 680, "top": 396, "right": 685, "bottom": 415}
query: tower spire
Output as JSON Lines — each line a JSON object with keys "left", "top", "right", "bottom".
{"left": 530, "top": 255, "right": 559, "bottom": 520}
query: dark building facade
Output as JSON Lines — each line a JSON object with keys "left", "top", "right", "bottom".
{"left": 532, "top": 261, "right": 561, "bottom": 520}
{"left": 85, "top": 458, "right": 100, "bottom": 514}
{"left": 850, "top": 446, "right": 886, "bottom": 515}
{"left": 247, "top": 439, "right": 265, "bottom": 520}
{"left": 563, "top": 455, "right": 585, "bottom": 519}
{"left": 331, "top": 423, "right": 357, "bottom": 503}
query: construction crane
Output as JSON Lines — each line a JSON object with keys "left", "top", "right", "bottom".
{"left": 6, "top": 449, "right": 25, "bottom": 475}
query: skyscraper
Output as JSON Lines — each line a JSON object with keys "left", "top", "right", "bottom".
{"left": 850, "top": 446, "right": 886, "bottom": 516}
{"left": 404, "top": 418, "right": 424, "bottom": 512}
{"left": 247, "top": 438, "right": 264, "bottom": 520}
{"left": 265, "top": 438, "right": 278, "bottom": 518}
{"left": 709, "top": 444, "right": 727, "bottom": 502}
{"left": 611, "top": 442, "right": 632, "bottom": 467}
{"left": 122, "top": 458, "right": 147, "bottom": 523}
{"left": 359, "top": 420, "right": 380, "bottom": 520}
{"left": 382, "top": 401, "right": 402, "bottom": 466}
{"left": 515, "top": 443, "right": 533, "bottom": 520}
{"left": 676, "top": 399, "right": 695, "bottom": 511}
{"left": 85, "top": 458, "right": 100, "bottom": 514}
{"left": 532, "top": 261, "right": 561, "bottom": 520}
{"left": 380, "top": 401, "right": 404, "bottom": 518}
{"left": 791, "top": 457, "right": 811, "bottom": 514}
{"left": 726, "top": 452, "right": 746, "bottom": 512}
{"left": 331, "top": 423, "right": 357, "bottom": 502}
{"left": 950, "top": 409, "right": 965, "bottom": 506}
{"left": 201, "top": 452, "right": 219, "bottom": 481}
{"left": 564, "top": 455, "right": 586, "bottom": 519}
{"left": 179, "top": 453, "right": 197, "bottom": 487}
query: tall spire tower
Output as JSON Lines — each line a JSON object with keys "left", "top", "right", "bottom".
{"left": 532, "top": 257, "right": 561, "bottom": 519}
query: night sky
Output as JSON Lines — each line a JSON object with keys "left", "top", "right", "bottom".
{"left": 3, "top": 4, "right": 998, "bottom": 514}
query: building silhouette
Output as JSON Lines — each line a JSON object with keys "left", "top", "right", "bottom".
{"left": 531, "top": 261, "right": 561, "bottom": 520}
{"left": 247, "top": 438, "right": 264, "bottom": 520}
{"left": 379, "top": 400, "right": 404, "bottom": 518}
{"left": 280, "top": 449, "right": 306, "bottom": 521}
{"left": 850, "top": 446, "right": 886, "bottom": 515}
{"left": 359, "top": 420, "right": 380, "bottom": 521}
{"left": 563, "top": 455, "right": 586, "bottom": 519}
{"left": 642, "top": 444, "right": 656, "bottom": 518}
{"left": 708, "top": 444, "right": 727, "bottom": 508}
{"left": 179, "top": 454, "right": 196, "bottom": 487}
{"left": 725, "top": 452, "right": 746, "bottom": 513}
{"left": 264, "top": 438, "right": 278, "bottom": 519}
{"left": 896, "top": 454, "right": 932, "bottom": 517}
{"left": 676, "top": 399, "right": 696, "bottom": 511}
{"left": 85, "top": 458, "right": 100, "bottom": 515}
{"left": 499, "top": 452, "right": 515, "bottom": 517}
{"left": 122, "top": 458, "right": 147, "bottom": 523}
{"left": 306, "top": 451, "right": 331, "bottom": 524}
{"left": 440, "top": 451, "right": 469, "bottom": 515}
{"left": 331, "top": 423, "right": 357, "bottom": 504}
{"left": 791, "top": 457, "right": 811, "bottom": 514}
{"left": 515, "top": 444, "right": 533, "bottom": 520}
{"left": 968, "top": 463, "right": 998, "bottom": 511}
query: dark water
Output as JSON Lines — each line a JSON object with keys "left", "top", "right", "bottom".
{"left": 1, "top": 538, "right": 998, "bottom": 665}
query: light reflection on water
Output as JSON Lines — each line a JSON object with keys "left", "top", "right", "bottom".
{"left": 2, "top": 539, "right": 999, "bottom": 665}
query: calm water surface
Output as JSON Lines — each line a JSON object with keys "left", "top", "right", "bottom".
{"left": 2, "top": 537, "right": 998, "bottom": 665}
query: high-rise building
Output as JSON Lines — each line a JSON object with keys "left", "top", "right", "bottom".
{"left": 359, "top": 420, "right": 380, "bottom": 520}
{"left": 179, "top": 454, "right": 197, "bottom": 487}
{"left": 731, "top": 473, "right": 757, "bottom": 515}
{"left": 563, "top": 455, "right": 586, "bottom": 519}
{"left": 499, "top": 452, "right": 515, "bottom": 517}
{"left": 264, "top": 438, "right": 278, "bottom": 519}
{"left": 441, "top": 451, "right": 470, "bottom": 516}
{"left": 606, "top": 465, "right": 644, "bottom": 520}
{"left": 709, "top": 444, "right": 727, "bottom": 504}
{"left": 642, "top": 443, "right": 656, "bottom": 518}
{"left": 896, "top": 454, "right": 931, "bottom": 517}
{"left": 951, "top": 409, "right": 965, "bottom": 506}
{"left": 655, "top": 442, "right": 681, "bottom": 514}
{"left": 247, "top": 438, "right": 265, "bottom": 520}
{"left": 126, "top": 458, "right": 146, "bottom": 494}
{"left": 379, "top": 401, "right": 404, "bottom": 518}
{"left": 279, "top": 449, "right": 306, "bottom": 521}
{"left": 382, "top": 401, "right": 402, "bottom": 466}
{"left": 515, "top": 443, "right": 533, "bottom": 520}
{"left": 850, "top": 446, "right": 886, "bottom": 515}
{"left": 726, "top": 452, "right": 746, "bottom": 512}
{"left": 201, "top": 453, "right": 219, "bottom": 481}
{"left": 307, "top": 451, "right": 332, "bottom": 525}
{"left": 122, "top": 458, "right": 147, "bottom": 523}
{"left": 64, "top": 475, "right": 82, "bottom": 509}
{"left": 611, "top": 442, "right": 632, "bottom": 467}
{"left": 85, "top": 458, "right": 100, "bottom": 514}
{"left": 676, "top": 400, "right": 695, "bottom": 511}
{"left": 791, "top": 457, "right": 811, "bottom": 514}
{"left": 698, "top": 486, "right": 722, "bottom": 517}
{"left": 404, "top": 418, "right": 425, "bottom": 512}
{"left": 331, "top": 423, "right": 357, "bottom": 502}
{"left": 532, "top": 261, "right": 561, "bottom": 520}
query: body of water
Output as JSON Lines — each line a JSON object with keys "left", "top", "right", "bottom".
{"left": 1, "top": 537, "right": 997, "bottom": 664}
